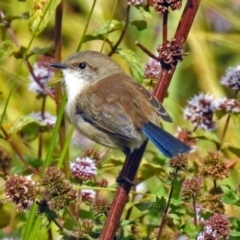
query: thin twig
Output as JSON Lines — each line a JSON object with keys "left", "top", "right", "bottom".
{"left": 219, "top": 90, "right": 239, "bottom": 147}
{"left": 108, "top": 5, "right": 131, "bottom": 57}
{"left": 192, "top": 195, "right": 198, "bottom": 226}
{"left": 213, "top": 179, "right": 217, "bottom": 193}
{"left": 157, "top": 169, "right": 178, "bottom": 240}
{"left": 135, "top": 41, "right": 159, "bottom": 60}
{"left": 219, "top": 114, "right": 231, "bottom": 147}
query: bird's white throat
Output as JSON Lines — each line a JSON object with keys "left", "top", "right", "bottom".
{"left": 62, "top": 69, "right": 88, "bottom": 105}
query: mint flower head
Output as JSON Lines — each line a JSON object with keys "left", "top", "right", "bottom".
{"left": 70, "top": 157, "right": 97, "bottom": 181}
{"left": 28, "top": 55, "right": 55, "bottom": 95}
{"left": 184, "top": 93, "right": 217, "bottom": 131}
{"left": 220, "top": 65, "right": 240, "bottom": 91}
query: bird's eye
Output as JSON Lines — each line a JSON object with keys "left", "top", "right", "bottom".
{"left": 79, "top": 62, "right": 86, "bottom": 69}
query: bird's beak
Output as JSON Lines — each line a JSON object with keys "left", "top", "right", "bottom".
{"left": 50, "top": 62, "right": 68, "bottom": 69}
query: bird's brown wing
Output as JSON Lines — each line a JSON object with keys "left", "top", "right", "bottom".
{"left": 131, "top": 81, "right": 172, "bottom": 122}
{"left": 76, "top": 89, "right": 142, "bottom": 142}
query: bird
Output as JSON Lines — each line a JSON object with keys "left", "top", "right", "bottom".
{"left": 50, "top": 51, "right": 191, "bottom": 158}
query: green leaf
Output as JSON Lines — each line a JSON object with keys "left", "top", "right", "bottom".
{"left": 131, "top": 20, "right": 147, "bottom": 31}
{"left": 221, "top": 185, "right": 240, "bottom": 206}
{"left": 9, "top": 115, "right": 52, "bottom": 141}
{"left": 182, "top": 222, "right": 197, "bottom": 237}
{"left": 29, "top": 0, "right": 61, "bottom": 35}
{"left": 138, "top": 162, "right": 166, "bottom": 181}
{"left": 82, "top": 20, "right": 124, "bottom": 45}
{"left": 134, "top": 201, "right": 152, "bottom": 211}
{"left": 9, "top": 115, "right": 45, "bottom": 134}
{"left": 120, "top": 235, "right": 135, "bottom": 240}
{"left": 120, "top": 219, "right": 135, "bottom": 227}
{"left": 82, "top": 34, "right": 114, "bottom": 47}
{"left": 191, "top": 130, "right": 220, "bottom": 144}
{"left": 230, "top": 217, "right": 240, "bottom": 232}
{"left": 0, "top": 40, "right": 14, "bottom": 61}
{"left": 222, "top": 195, "right": 240, "bottom": 206}
{"left": 31, "top": 46, "right": 53, "bottom": 55}
{"left": 116, "top": 48, "right": 144, "bottom": 83}
{"left": 25, "top": 155, "right": 43, "bottom": 168}
{"left": 154, "top": 196, "right": 166, "bottom": 211}
{"left": 215, "top": 109, "right": 228, "bottom": 120}
{"left": 230, "top": 231, "right": 240, "bottom": 237}
{"left": 221, "top": 143, "right": 240, "bottom": 155}
{"left": 21, "top": 12, "right": 30, "bottom": 19}
{"left": 137, "top": 6, "right": 152, "bottom": 18}
{"left": 92, "top": 20, "right": 124, "bottom": 36}
{"left": 13, "top": 46, "right": 27, "bottom": 59}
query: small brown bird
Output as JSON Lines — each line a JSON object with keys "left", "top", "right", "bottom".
{"left": 50, "top": 51, "right": 191, "bottom": 157}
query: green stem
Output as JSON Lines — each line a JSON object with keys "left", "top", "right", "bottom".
{"left": 38, "top": 96, "right": 47, "bottom": 159}
{"left": 100, "top": 0, "right": 118, "bottom": 53}
{"left": 57, "top": 126, "right": 74, "bottom": 168}
{"left": 219, "top": 90, "right": 239, "bottom": 148}
{"left": 157, "top": 168, "right": 179, "bottom": 240}
{"left": 76, "top": 0, "right": 97, "bottom": 52}
{"left": 41, "top": 93, "right": 67, "bottom": 175}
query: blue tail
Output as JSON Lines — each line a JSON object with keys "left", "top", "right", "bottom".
{"left": 142, "top": 122, "right": 191, "bottom": 158}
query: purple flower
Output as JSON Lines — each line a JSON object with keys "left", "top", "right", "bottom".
{"left": 183, "top": 93, "right": 217, "bottom": 131}
{"left": 29, "top": 111, "right": 56, "bottom": 127}
{"left": 197, "top": 213, "right": 231, "bottom": 240}
{"left": 28, "top": 56, "right": 55, "bottom": 95}
{"left": 128, "top": 0, "right": 148, "bottom": 6}
{"left": 70, "top": 157, "right": 97, "bottom": 181}
{"left": 144, "top": 58, "right": 162, "bottom": 80}
{"left": 220, "top": 65, "right": 240, "bottom": 91}
{"left": 81, "top": 189, "right": 96, "bottom": 202}
{"left": 214, "top": 97, "right": 240, "bottom": 113}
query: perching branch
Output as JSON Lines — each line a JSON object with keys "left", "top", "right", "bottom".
{"left": 101, "top": 1, "right": 201, "bottom": 239}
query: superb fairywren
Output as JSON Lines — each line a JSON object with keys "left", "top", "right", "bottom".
{"left": 50, "top": 51, "right": 191, "bottom": 157}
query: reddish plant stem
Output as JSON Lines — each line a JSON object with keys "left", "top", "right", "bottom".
{"left": 154, "top": 0, "right": 201, "bottom": 101}
{"left": 53, "top": 1, "right": 69, "bottom": 176}
{"left": 162, "top": 12, "right": 168, "bottom": 47}
{"left": 101, "top": 1, "right": 201, "bottom": 239}
{"left": 100, "top": 141, "right": 147, "bottom": 240}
